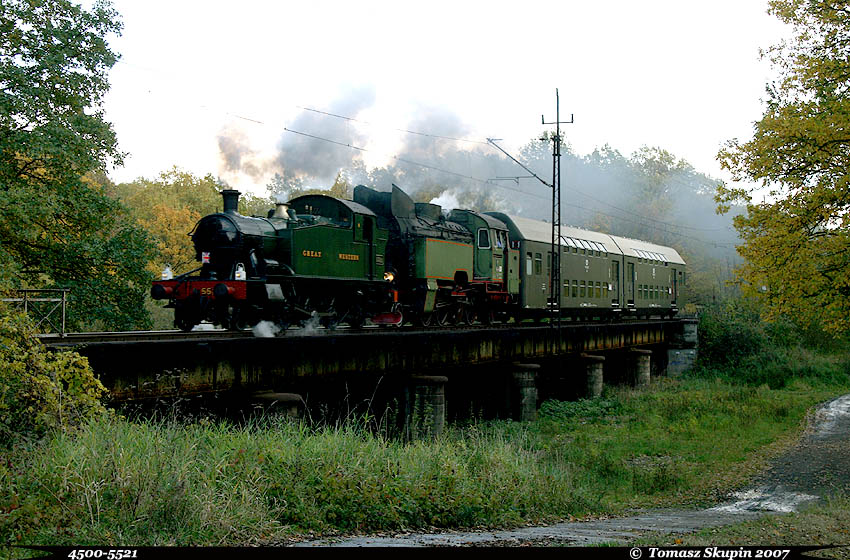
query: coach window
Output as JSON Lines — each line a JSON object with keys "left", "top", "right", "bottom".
{"left": 534, "top": 253, "right": 542, "bottom": 275}
{"left": 572, "top": 280, "right": 578, "bottom": 298}
{"left": 580, "top": 281, "right": 586, "bottom": 298}
{"left": 595, "top": 281, "right": 602, "bottom": 298}
{"left": 478, "top": 229, "right": 490, "bottom": 249}
{"left": 526, "top": 252, "right": 532, "bottom": 276}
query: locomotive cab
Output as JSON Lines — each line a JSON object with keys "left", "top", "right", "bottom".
{"left": 287, "top": 194, "right": 386, "bottom": 281}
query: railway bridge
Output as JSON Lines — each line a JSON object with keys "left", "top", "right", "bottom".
{"left": 43, "top": 319, "right": 698, "bottom": 434}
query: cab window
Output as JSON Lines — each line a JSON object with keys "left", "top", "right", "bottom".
{"left": 478, "top": 229, "right": 490, "bottom": 249}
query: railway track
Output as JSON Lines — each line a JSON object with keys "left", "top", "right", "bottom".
{"left": 38, "top": 316, "right": 688, "bottom": 347}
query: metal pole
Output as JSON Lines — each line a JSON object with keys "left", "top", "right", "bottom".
{"left": 542, "top": 89, "right": 573, "bottom": 353}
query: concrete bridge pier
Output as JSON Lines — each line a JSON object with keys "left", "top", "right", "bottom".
{"left": 630, "top": 348, "right": 652, "bottom": 387}
{"left": 667, "top": 318, "right": 699, "bottom": 377}
{"left": 511, "top": 363, "right": 539, "bottom": 422}
{"left": 405, "top": 375, "right": 448, "bottom": 440}
{"left": 582, "top": 354, "right": 606, "bottom": 398}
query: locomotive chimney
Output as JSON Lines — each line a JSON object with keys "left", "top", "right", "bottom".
{"left": 221, "top": 189, "right": 240, "bottom": 214}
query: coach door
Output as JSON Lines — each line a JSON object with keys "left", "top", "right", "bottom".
{"left": 610, "top": 260, "right": 619, "bottom": 306}
{"left": 356, "top": 215, "right": 375, "bottom": 280}
{"left": 626, "top": 261, "right": 635, "bottom": 305}
{"left": 671, "top": 267, "right": 678, "bottom": 304}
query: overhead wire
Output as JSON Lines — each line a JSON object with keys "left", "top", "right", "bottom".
{"left": 296, "top": 106, "right": 492, "bottom": 146}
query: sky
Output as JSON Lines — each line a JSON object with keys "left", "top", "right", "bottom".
{"left": 101, "top": 0, "right": 790, "bottom": 197}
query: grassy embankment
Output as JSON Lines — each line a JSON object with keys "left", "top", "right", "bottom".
{"left": 1, "top": 302, "right": 848, "bottom": 546}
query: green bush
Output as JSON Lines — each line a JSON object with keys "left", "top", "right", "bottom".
{"left": 697, "top": 299, "right": 768, "bottom": 368}
{"left": 0, "top": 312, "right": 107, "bottom": 446}
{"left": 692, "top": 299, "right": 850, "bottom": 388}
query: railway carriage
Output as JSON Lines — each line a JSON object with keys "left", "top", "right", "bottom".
{"left": 610, "top": 235, "right": 686, "bottom": 317}
{"left": 486, "top": 214, "right": 622, "bottom": 319}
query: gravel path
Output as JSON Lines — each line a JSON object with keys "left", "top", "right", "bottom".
{"left": 293, "top": 394, "right": 850, "bottom": 547}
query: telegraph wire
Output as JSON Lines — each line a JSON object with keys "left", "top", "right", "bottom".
{"left": 282, "top": 127, "right": 534, "bottom": 197}
{"left": 296, "top": 106, "right": 492, "bottom": 146}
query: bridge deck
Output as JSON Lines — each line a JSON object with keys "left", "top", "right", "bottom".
{"left": 45, "top": 321, "right": 690, "bottom": 401}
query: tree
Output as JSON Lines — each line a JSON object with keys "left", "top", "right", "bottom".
{"left": 115, "top": 167, "right": 274, "bottom": 275}
{"left": 0, "top": 0, "right": 155, "bottom": 331}
{"left": 717, "top": 0, "right": 850, "bottom": 333}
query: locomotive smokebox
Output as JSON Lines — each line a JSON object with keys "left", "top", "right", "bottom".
{"left": 221, "top": 189, "right": 241, "bottom": 214}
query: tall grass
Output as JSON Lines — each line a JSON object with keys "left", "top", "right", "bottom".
{"left": 0, "top": 415, "right": 590, "bottom": 546}
{"left": 3, "top": 376, "right": 844, "bottom": 547}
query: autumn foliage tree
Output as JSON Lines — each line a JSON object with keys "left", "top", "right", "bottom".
{"left": 114, "top": 167, "right": 273, "bottom": 276}
{"left": 717, "top": 0, "right": 850, "bottom": 333}
{"left": 0, "top": 0, "right": 155, "bottom": 330}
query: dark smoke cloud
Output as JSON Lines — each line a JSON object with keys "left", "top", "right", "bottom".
{"left": 216, "top": 86, "right": 376, "bottom": 186}
{"left": 273, "top": 85, "right": 375, "bottom": 185}
{"left": 217, "top": 127, "right": 269, "bottom": 179}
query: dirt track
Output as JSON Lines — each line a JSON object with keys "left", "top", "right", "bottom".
{"left": 293, "top": 394, "right": 850, "bottom": 547}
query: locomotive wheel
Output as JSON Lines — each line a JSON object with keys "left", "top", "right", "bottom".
{"left": 414, "top": 312, "right": 434, "bottom": 328}
{"left": 174, "top": 303, "right": 197, "bottom": 332}
{"left": 390, "top": 303, "right": 403, "bottom": 328}
{"left": 435, "top": 305, "right": 453, "bottom": 326}
{"left": 320, "top": 310, "right": 339, "bottom": 330}
{"left": 460, "top": 304, "right": 475, "bottom": 326}
{"left": 346, "top": 306, "right": 365, "bottom": 329}
{"left": 226, "top": 305, "right": 250, "bottom": 331}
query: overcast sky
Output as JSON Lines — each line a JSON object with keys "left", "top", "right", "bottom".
{"left": 102, "top": 0, "right": 789, "bottom": 195}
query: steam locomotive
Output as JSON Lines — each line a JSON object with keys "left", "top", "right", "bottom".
{"left": 150, "top": 185, "right": 686, "bottom": 331}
